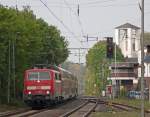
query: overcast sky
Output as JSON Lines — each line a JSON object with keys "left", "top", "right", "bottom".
{"left": 1, "top": 0, "right": 150, "bottom": 63}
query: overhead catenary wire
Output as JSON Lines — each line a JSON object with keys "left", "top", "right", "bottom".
{"left": 81, "top": 3, "right": 139, "bottom": 8}
{"left": 39, "top": 0, "right": 84, "bottom": 46}
{"left": 5, "top": 1, "right": 150, "bottom": 9}
{"left": 63, "top": 0, "right": 84, "bottom": 37}
{"left": 1, "top": 0, "right": 150, "bottom": 7}
{"left": 78, "top": 1, "right": 150, "bottom": 8}
{"left": 39, "top": 0, "right": 88, "bottom": 63}
{"left": 79, "top": 0, "right": 118, "bottom": 5}
{"left": 39, "top": 0, "right": 74, "bottom": 37}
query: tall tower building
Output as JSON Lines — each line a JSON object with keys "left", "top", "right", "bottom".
{"left": 115, "top": 23, "right": 140, "bottom": 58}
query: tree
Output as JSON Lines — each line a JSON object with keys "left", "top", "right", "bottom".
{"left": 0, "top": 5, "right": 69, "bottom": 103}
{"left": 85, "top": 41, "right": 124, "bottom": 96}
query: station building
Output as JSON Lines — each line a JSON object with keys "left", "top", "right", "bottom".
{"left": 138, "top": 48, "right": 150, "bottom": 89}
{"left": 107, "top": 22, "right": 150, "bottom": 98}
{"left": 108, "top": 23, "right": 140, "bottom": 97}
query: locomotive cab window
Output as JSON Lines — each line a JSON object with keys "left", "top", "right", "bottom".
{"left": 28, "top": 71, "right": 50, "bottom": 80}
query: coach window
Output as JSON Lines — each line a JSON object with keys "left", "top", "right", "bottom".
{"left": 55, "top": 73, "right": 61, "bottom": 80}
{"left": 59, "top": 74, "right": 61, "bottom": 80}
{"left": 55, "top": 73, "right": 58, "bottom": 80}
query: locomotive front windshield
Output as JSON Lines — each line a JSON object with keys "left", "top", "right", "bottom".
{"left": 28, "top": 71, "right": 50, "bottom": 80}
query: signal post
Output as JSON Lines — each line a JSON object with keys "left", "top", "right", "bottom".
{"left": 106, "top": 37, "right": 114, "bottom": 99}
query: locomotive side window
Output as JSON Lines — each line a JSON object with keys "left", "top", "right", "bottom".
{"left": 55, "top": 73, "right": 61, "bottom": 80}
{"left": 28, "top": 72, "right": 50, "bottom": 80}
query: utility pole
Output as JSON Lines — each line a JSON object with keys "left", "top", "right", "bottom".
{"left": 68, "top": 48, "right": 88, "bottom": 63}
{"left": 113, "top": 42, "right": 117, "bottom": 99}
{"left": 101, "top": 64, "right": 103, "bottom": 90}
{"left": 101, "top": 64, "right": 105, "bottom": 96}
{"left": 12, "top": 39, "right": 16, "bottom": 98}
{"left": 79, "top": 48, "right": 81, "bottom": 64}
{"left": 7, "top": 40, "right": 11, "bottom": 103}
{"left": 140, "top": 0, "right": 144, "bottom": 117}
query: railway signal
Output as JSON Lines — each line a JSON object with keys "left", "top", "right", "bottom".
{"left": 106, "top": 37, "right": 114, "bottom": 59}
{"left": 147, "top": 45, "right": 150, "bottom": 54}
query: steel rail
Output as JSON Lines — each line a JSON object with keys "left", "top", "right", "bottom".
{"left": 83, "top": 102, "right": 98, "bottom": 117}
{"left": 60, "top": 101, "right": 89, "bottom": 117}
{"left": 99, "top": 100, "right": 150, "bottom": 113}
{"left": 0, "top": 108, "right": 31, "bottom": 117}
{"left": 0, "top": 108, "right": 49, "bottom": 117}
{"left": 18, "top": 109, "right": 48, "bottom": 117}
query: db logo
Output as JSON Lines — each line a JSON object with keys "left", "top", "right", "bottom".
{"left": 36, "top": 86, "right": 41, "bottom": 89}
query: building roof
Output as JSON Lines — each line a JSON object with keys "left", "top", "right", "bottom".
{"left": 115, "top": 23, "right": 140, "bottom": 29}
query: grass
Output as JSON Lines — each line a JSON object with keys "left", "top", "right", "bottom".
{"left": 0, "top": 99, "right": 27, "bottom": 112}
{"left": 0, "top": 104, "right": 27, "bottom": 112}
{"left": 0, "top": 104, "right": 20, "bottom": 112}
{"left": 91, "top": 111, "right": 141, "bottom": 117}
{"left": 91, "top": 97, "right": 150, "bottom": 117}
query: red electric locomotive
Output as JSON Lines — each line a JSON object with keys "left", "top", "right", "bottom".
{"left": 23, "top": 64, "right": 78, "bottom": 107}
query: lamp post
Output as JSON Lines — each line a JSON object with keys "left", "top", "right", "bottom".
{"left": 12, "top": 32, "right": 20, "bottom": 98}
{"left": 8, "top": 40, "right": 11, "bottom": 103}
{"left": 140, "top": 0, "right": 144, "bottom": 117}
{"left": 12, "top": 37, "right": 15, "bottom": 98}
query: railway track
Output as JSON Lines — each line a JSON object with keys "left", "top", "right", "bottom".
{"left": 99, "top": 100, "right": 150, "bottom": 113}
{"left": 10, "top": 109, "right": 48, "bottom": 117}
{"left": 99, "top": 101, "right": 136, "bottom": 111}
{"left": 81, "top": 96, "right": 150, "bottom": 113}
{"left": 60, "top": 100, "right": 98, "bottom": 117}
{"left": 0, "top": 100, "right": 79, "bottom": 117}
{"left": 0, "top": 107, "right": 49, "bottom": 117}
{"left": 60, "top": 98, "right": 136, "bottom": 117}
{"left": 1, "top": 96, "right": 150, "bottom": 117}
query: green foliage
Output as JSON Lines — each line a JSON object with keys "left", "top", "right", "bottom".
{"left": 0, "top": 5, "right": 68, "bottom": 104}
{"left": 85, "top": 41, "right": 124, "bottom": 96}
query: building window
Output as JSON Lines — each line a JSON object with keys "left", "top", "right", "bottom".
{"left": 132, "top": 43, "right": 135, "bottom": 51}
{"left": 149, "top": 65, "right": 150, "bottom": 75}
{"left": 119, "top": 29, "right": 128, "bottom": 40}
{"left": 132, "top": 39, "right": 135, "bottom": 51}
{"left": 126, "top": 40, "right": 128, "bottom": 51}
{"left": 133, "top": 43, "right": 135, "bottom": 51}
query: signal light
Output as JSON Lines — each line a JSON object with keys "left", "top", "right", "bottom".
{"left": 108, "top": 85, "right": 112, "bottom": 94}
{"left": 106, "top": 37, "right": 114, "bottom": 59}
{"left": 147, "top": 45, "right": 150, "bottom": 54}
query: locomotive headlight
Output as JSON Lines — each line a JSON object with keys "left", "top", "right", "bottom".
{"left": 46, "top": 91, "right": 50, "bottom": 94}
{"left": 28, "top": 91, "right": 31, "bottom": 95}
